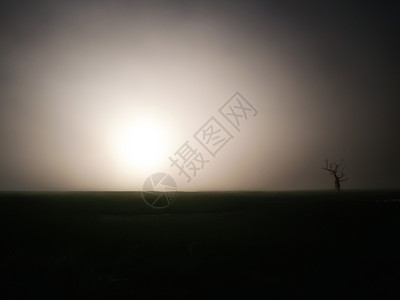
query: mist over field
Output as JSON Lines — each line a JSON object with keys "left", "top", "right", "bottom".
{"left": 1, "top": 0, "right": 399, "bottom": 191}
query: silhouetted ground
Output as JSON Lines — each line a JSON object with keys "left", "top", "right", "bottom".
{"left": 1, "top": 190, "right": 400, "bottom": 299}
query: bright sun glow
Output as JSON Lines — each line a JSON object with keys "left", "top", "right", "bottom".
{"left": 112, "top": 116, "right": 169, "bottom": 174}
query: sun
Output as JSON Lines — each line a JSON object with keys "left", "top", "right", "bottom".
{"left": 112, "top": 116, "right": 169, "bottom": 174}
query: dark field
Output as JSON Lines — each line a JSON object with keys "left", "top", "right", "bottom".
{"left": 1, "top": 191, "right": 400, "bottom": 299}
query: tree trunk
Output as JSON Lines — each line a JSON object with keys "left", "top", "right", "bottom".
{"left": 334, "top": 177, "right": 341, "bottom": 191}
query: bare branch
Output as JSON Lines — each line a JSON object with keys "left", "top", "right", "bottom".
{"left": 321, "top": 167, "right": 334, "bottom": 174}
{"left": 334, "top": 162, "right": 339, "bottom": 172}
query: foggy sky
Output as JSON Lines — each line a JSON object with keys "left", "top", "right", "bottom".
{"left": 1, "top": 0, "right": 399, "bottom": 191}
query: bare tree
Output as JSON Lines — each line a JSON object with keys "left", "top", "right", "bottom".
{"left": 322, "top": 159, "right": 348, "bottom": 191}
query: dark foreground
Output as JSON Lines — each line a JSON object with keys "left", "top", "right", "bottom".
{"left": 1, "top": 190, "right": 400, "bottom": 299}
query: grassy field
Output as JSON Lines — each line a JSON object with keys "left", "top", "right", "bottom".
{"left": 1, "top": 190, "right": 400, "bottom": 299}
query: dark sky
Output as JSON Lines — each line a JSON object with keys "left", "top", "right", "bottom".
{"left": 0, "top": 0, "right": 399, "bottom": 190}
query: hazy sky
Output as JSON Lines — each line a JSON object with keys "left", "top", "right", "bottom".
{"left": 1, "top": 0, "right": 399, "bottom": 191}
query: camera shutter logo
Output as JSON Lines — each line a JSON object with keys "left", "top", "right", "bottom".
{"left": 141, "top": 173, "right": 177, "bottom": 209}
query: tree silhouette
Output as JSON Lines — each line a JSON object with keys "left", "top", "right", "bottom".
{"left": 322, "top": 159, "right": 348, "bottom": 191}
